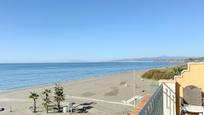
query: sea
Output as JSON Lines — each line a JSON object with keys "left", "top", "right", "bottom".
{"left": 0, "top": 62, "right": 178, "bottom": 91}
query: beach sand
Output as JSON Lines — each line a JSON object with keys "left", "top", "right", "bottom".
{"left": 0, "top": 70, "right": 158, "bottom": 115}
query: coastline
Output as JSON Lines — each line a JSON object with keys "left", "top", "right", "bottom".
{"left": 0, "top": 62, "right": 178, "bottom": 92}
{"left": 0, "top": 69, "right": 159, "bottom": 115}
{"left": 0, "top": 65, "right": 172, "bottom": 94}
{"left": 0, "top": 69, "right": 149, "bottom": 95}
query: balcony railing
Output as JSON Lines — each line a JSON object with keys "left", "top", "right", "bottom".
{"left": 139, "top": 84, "right": 163, "bottom": 115}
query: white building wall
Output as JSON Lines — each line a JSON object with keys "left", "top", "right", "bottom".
{"left": 159, "top": 82, "right": 176, "bottom": 115}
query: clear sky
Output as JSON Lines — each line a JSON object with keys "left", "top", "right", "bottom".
{"left": 0, "top": 0, "right": 204, "bottom": 63}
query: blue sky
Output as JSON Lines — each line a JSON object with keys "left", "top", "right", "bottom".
{"left": 0, "top": 0, "right": 204, "bottom": 62}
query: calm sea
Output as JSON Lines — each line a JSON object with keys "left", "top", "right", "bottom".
{"left": 0, "top": 62, "right": 177, "bottom": 91}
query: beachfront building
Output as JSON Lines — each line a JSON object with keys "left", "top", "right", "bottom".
{"left": 130, "top": 62, "right": 204, "bottom": 115}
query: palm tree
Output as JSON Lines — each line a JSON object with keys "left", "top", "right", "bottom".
{"left": 54, "top": 84, "right": 65, "bottom": 112}
{"left": 173, "top": 66, "right": 184, "bottom": 76}
{"left": 42, "top": 89, "right": 51, "bottom": 113}
{"left": 29, "top": 92, "right": 39, "bottom": 113}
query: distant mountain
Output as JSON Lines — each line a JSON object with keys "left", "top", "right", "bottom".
{"left": 185, "top": 57, "right": 204, "bottom": 62}
{"left": 115, "top": 56, "right": 189, "bottom": 62}
{"left": 156, "top": 56, "right": 188, "bottom": 59}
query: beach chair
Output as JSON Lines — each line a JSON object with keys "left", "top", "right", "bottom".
{"left": 182, "top": 85, "right": 204, "bottom": 114}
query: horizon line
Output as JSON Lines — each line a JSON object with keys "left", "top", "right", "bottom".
{"left": 0, "top": 55, "right": 199, "bottom": 64}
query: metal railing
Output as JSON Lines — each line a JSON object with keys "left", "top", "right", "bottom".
{"left": 139, "top": 85, "right": 163, "bottom": 115}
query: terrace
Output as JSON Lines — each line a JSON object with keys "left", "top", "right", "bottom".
{"left": 131, "top": 62, "right": 204, "bottom": 115}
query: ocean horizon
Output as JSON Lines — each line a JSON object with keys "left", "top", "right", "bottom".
{"left": 0, "top": 62, "right": 178, "bottom": 91}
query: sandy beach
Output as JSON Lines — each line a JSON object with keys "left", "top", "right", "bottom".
{"left": 0, "top": 70, "right": 158, "bottom": 115}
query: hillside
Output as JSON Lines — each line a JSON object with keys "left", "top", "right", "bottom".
{"left": 115, "top": 56, "right": 188, "bottom": 62}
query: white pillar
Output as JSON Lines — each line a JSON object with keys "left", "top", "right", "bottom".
{"left": 159, "top": 81, "right": 176, "bottom": 115}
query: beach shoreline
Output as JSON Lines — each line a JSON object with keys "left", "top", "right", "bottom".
{"left": 0, "top": 69, "right": 158, "bottom": 115}
{"left": 0, "top": 69, "right": 148, "bottom": 95}
{"left": 0, "top": 62, "right": 177, "bottom": 92}
{"left": 0, "top": 65, "right": 171, "bottom": 95}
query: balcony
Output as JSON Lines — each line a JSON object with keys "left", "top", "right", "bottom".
{"left": 131, "top": 63, "right": 204, "bottom": 115}
{"left": 139, "top": 84, "right": 163, "bottom": 115}
{"left": 130, "top": 81, "right": 176, "bottom": 115}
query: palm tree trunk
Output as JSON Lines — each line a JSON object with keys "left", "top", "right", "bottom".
{"left": 46, "top": 105, "right": 48, "bottom": 113}
{"left": 58, "top": 101, "right": 60, "bottom": 112}
{"left": 34, "top": 99, "right": 36, "bottom": 113}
